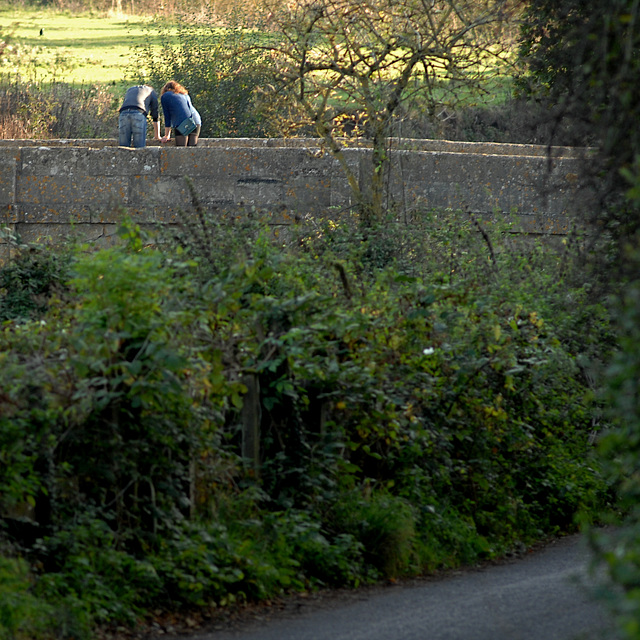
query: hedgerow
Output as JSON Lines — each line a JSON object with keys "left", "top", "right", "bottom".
{"left": 0, "top": 207, "right": 614, "bottom": 638}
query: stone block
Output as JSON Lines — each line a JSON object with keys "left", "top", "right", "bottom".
{"left": 21, "top": 204, "right": 91, "bottom": 224}
{"left": 91, "top": 146, "right": 161, "bottom": 176}
{"left": 235, "top": 176, "right": 284, "bottom": 207}
{"left": 21, "top": 146, "right": 84, "bottom": 176}
{"left": 189, "top": 175, "right": 237, "bottom": 204}
{"left": 159, "top": 147, "right": 224, "bottom": 177}
{"left": 14, "top": 222, "right": 119, "bottom": 246}
{"left": 512, "top": 213, "right": 573, "bottom": 235}
{"left": 159, "top": 146, "right": 256, "bottom": 179}
{"left": 21, "top": 146, "right": 161, "bottom": 178}
{"left": 129, "top": 175, "right": 191, "bottom": 207}
{"left": 281, "top": 154, "right": 334, "bottom": 210}
{"left": 17, "top": 175, "right": 128, "bottom": 219}
{"left": 92, "top": 202, "right": 156, "bottom": 224}
{"left": 0, "top": 148, "right": 19, "bottom": 206}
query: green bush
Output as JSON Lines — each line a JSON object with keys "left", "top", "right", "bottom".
{"left": 590, "top": 265, "right": 640, "bottom": 638}
{"left": 35, "top": 517, "right": 160, "bottom": 627}
{"left": 0, "top": 557, "right": 56, "bottom": 640}
{"left": 0, "top": 233, "right": 73, "bottom": 322}
{"left": 328, "top": 491, "right": 417, "bottom": 579}
{"left": 0, "top": 209, "right": 614, "bottom": 636}
{"left": 273, "top": 511, "right": 365, "bottom": 587}
{"left": 131, "top": 17, "right": 272, "bottom": 138}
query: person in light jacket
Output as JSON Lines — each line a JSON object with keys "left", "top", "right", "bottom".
{"left": 159, "top": 81, "right": 202, "bottom": 147}
{"left": 118, "top": 84, "right": 161, "bottom": 148}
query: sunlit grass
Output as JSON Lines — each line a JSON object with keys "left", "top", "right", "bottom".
{"left": 0, "top": 5, "right": 516, "bottom": 106}
{"left": 0, "top": 7, "right": 167, "bottom": 88}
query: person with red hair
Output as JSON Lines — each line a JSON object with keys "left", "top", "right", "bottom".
{"left": 160, "top": 81, "right": 202, "bottom": 147}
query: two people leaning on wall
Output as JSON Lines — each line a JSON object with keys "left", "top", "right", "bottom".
{"left": 117, "top": 81, "right": 202, "bottom": 148}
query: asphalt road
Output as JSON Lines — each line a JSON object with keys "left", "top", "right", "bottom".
{"left": 164, "top": 535, "right": 617, "bottom": 640}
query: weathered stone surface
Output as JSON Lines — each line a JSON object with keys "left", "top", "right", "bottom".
{"left": 0, "top": 149, "right": 19, "bottom": 208}
{"left": 13, "top": 223, "right": 119, "bottom": 246}
{"left": 0, "top": 139, "right": 591, "bottom": 249}
{"left": 17, "top": 174, "right": 128, "bottom": 225}
{"left": 0, "top": 137, "right": 589, "bottom": 157}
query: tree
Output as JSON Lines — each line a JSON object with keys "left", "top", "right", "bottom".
{"left": 519, "top": 6, "right": 640, "bottom": 637}
{"left": 517, "top": 0, "right": 640, "bottom": 261}
{"left": 257, "top": 0, "right": 519, "bottom": 224}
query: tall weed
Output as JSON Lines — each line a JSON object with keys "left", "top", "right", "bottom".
{"left": 0, "top": 76, "right": 118, "bottom": 139}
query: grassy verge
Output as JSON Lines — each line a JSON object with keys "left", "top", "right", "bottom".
{"left": 0, "top": 6, "right": 180, "bottom": 139}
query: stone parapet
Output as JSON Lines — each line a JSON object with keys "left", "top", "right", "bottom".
{"left": 0, "top": 138, "right": 591, "bottom": 258}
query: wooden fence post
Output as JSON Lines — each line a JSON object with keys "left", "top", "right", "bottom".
{"left": 241, "top": 373, "right": 261, "bottom": 473}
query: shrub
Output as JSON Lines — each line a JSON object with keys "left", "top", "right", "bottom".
{"left": 0, "top": 557, "right": 57, "bottom": 640}
{"left": 590, "top": 264, "right": 640, "bottom": 638}
{"left": 131, "top": 16, "right": 272, "bottom": 138}
{"left": 0, "top": 207, "right": 614, "bottom": 636}
{"left": 328, "top": 491, "right": 417, "bottom": 579}
{"left": 0, "top": 233, "right": 73, "bottom": 322}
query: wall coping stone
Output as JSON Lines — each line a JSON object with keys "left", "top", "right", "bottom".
{"left": 0, "top": 138, "right": 592, "bottom": 261}
{"left": 0, "top": 137, "right": 591, "bottom": 158}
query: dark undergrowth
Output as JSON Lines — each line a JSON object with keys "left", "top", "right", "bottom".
{"left": 0, "top": 196, "right": 617, "bottom": 638}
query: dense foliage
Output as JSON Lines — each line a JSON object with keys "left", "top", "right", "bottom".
{"left": 129, "top": 18, "right": 273, "bottom": 139}
{"left": 1, "top": 1, "right": 638, "bottom": 638}
{"left": 517, "top": 0, "right": 640, "bottom": 265}
{"left": 0, "top": 202, "right": 614, "bottom": 638}
{"left": 518, "top": 5, "right": 640, "bottom": 633}
{"left": 585, "top": 167, "right": 640, "bottom": 640}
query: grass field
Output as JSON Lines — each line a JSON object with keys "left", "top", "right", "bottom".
{"left": 0, "top": 7, "right": 157, "bottom": 87}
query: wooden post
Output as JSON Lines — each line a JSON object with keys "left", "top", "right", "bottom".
{"left": 241, "top": 373, "right": 261, "bottom": 473}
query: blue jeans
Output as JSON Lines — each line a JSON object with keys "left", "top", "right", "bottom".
{"left": 118, "top": 110, "right": 147, "bottom": 148}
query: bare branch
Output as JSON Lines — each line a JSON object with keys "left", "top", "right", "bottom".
{"left": 257, "top": 0, "right": 518, "bottom": 222}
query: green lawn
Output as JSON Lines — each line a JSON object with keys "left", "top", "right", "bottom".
{"left": 0, "top": 7, "right": 160, "bottom": 88}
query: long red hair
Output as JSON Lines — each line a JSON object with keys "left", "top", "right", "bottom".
{"left": 161, "top": 81, "right": 188, "bottom": 95}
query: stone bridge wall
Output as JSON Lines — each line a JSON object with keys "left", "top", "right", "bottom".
{"left": 0, "top": 138, "right": 590, "bottom": 262}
